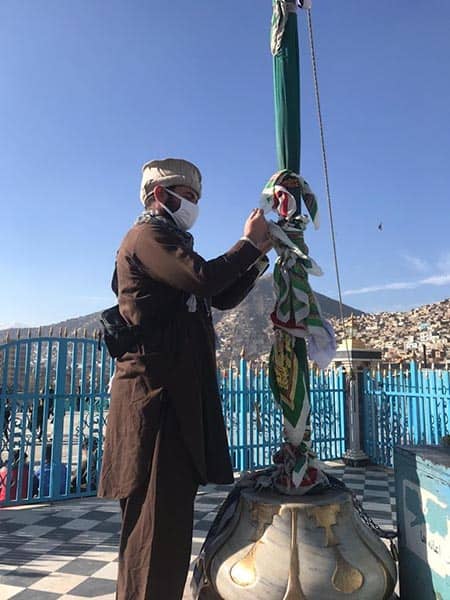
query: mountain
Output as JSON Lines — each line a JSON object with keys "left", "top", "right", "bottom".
{"left": 0, "top": 276, "right": 363, "bottom": 364}
{"left": 212, "top": 276, "right": 362, "bottom": 363}
{"left": 2, "top": 285, "right": 448, "bottom": 366}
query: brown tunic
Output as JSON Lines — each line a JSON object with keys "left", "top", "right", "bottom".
{"left": 98, "top": 216, "right": 262, "bottom": 499}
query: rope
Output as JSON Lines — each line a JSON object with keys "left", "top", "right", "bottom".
{"left": 305, "top": 9, "right": 354, "bottom": 372}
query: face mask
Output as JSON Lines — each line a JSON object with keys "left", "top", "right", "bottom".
{"left": 161, "top": 188, "right": 199, "bottom": 230}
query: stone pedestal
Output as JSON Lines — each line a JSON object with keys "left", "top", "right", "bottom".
{"left": 343, "top": 376, "right": 369, "bottom": 467}
{"left": 333, "top": 331, "right": 380, "bottom": 467}
{"left": 342, "top": 448, "right": 370, "bottom": 467}
{"left": 195, "top": 487, "right": 396, "bottom": 599}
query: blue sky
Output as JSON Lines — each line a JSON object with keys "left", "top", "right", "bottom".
{"left": 1, "top": 0, "right": 449, "bottom": 327}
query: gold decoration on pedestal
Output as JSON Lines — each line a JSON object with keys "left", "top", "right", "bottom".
{"left": 282, "top": 508, "right": 306, "bottom": 600}
{"left": 307, "top": 504, "right": 364, "bottom": 593}
{"left": 307, "top": 504, "right": 341, "bottom": 546}
{"left": 332, "top": 549, "right": 364, "bottom": 594}
{"left": 229, "top": 545, "right": 258, "bottom": 587}
{"left": 230, "top": 502, "right": 280, "bottom": 587}
{"left": 355, "top": 512, "right": 396, "bottom": 600}
{"left": 194, "top": 488, "right": 396, "bottom": 600}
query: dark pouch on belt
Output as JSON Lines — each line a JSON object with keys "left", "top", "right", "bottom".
{"left": 99, "top": 305, "right": 141, "bottom": 358}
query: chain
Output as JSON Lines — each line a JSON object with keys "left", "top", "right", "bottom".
{"left": 328, "top": 474, "right": 396, "bottom": 539}
{"left": 327, "top": 474, "right": 398, "bottom": 561}
{"left": 239, "top": 469, "right": 399, "bottom": 559}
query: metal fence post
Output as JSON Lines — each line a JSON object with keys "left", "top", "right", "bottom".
{"left": 227, "top": 363, "right": 237, "bottom": 470}
{"left": 239, "top": 353, "right": 248, "bottom": 471}
{"left": 51, "top": 340, "right": 68, "bottom": 497}
{"left": 409, "top": 360, "right": 419, "bottom": 445}
{"left": 337, "top": 367, "right": 347, "bottom": 457}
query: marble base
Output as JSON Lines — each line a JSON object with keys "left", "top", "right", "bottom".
{"left": 194, "top": 486, "right": 396, "bottom": 600}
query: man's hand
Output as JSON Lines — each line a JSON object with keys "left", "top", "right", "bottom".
{"left": 243, "top": 209, "right": 272, "bottom": 254}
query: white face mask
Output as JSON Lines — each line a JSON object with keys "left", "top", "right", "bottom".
{"left": 161, "top": 188, "right": 199, "bottom": 231}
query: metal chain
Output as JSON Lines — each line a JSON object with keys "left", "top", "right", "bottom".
{"left": 328, "top": 474, "right": 397, "bottom": 539}
{"left": 353, "top": 493, "right": 397, "bottom": 540}
{"left": 327, "top": 474, "right": 398, "bottom": 562}
{"left": 230, "top": 471, "right": 399, "bottom": 562}
{"left": 247, "top": 469, "right": 398, "bottom": 543}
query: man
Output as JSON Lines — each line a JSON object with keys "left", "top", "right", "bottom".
{"left": 99, "top": 158, "right": 271, "bottom": 600}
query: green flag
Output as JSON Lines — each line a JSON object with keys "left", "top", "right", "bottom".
{"left": 272, "top": 0, "right": 301, "bottom": 173}
{"left": 267, "top": 0, "right": 332, "bottom": 493}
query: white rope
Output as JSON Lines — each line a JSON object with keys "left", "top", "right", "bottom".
{"left": 305, "top": 9, "right": 353, "bottom": 370}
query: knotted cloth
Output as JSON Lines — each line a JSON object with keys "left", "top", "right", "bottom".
{"left": 261, "top": 169, "right": 319, "bottom": 228}
{"left": 262, "top": 170, "right": 335, "bottom": 493}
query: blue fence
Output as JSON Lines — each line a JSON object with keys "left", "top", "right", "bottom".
{"left": 219, "top": 359, "right": 347, "bottom": 471}
{"left": 7, "top": 337, "right": 449, "bottom": 504}
{"left": 0, "top": 336, "right": 113, "bottom": 507}
{"left": 363, "top": 361, "right": 450, "bottom": 466}
{"left": 0, "top": 336, "right": 347, "bottom": 507}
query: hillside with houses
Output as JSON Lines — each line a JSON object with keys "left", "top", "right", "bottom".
{"left": 331, "top": 297, "right": 450, "bottom": 368}
{"left": 0, "top": 277, "right": 448, "bottom": 367}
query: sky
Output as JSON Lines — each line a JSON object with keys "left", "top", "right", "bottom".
{"left": 1, "top": 0, "right": 449, "bottom": 327}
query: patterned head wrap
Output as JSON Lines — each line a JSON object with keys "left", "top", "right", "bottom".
{"left": 140, "top": 158, "right": 202, "bottom": 206}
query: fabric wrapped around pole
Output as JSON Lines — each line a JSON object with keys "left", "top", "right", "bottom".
{"left": 273, "top": 6, "right": 301, "bottom": 173}
{"left": 268, "top": 1, "right": 333, "bottom": 494}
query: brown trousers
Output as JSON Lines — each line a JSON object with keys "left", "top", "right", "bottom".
{"left": 117, "top": 400, "right": 199, "bottom": 600}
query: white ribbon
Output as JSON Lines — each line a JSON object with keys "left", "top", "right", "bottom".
{"left": 186, "top": 294, "right": 197, "bottom": 312}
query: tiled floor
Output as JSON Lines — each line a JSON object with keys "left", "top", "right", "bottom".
{"left": 0, "top": 462, "right": 396, "bottom": 599}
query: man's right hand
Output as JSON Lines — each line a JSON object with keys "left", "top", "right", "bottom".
{"left": 243, "top": 209, "right": 272, "bottom": 254}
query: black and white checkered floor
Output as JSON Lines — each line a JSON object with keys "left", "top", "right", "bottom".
{"left": 0, "top": 462, "right": 396, "bottom": 599}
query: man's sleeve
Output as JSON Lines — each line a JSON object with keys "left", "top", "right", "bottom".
{"left": 211, "top": 256, "right": 269, "bottom": 310}
{"left": 133, "top": 225, "right": 262, "bottom": 297}
{"left": 211, "top": 268, "right": 258, "bottom": 310}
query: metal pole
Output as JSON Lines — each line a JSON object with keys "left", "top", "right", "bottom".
{"left": 422, "top": 344, "right": 427, "bottom": 369}
{"left": 52, "top": 339, "right": 68, "bottom": 497}
{"left": 343, "top": 366, "right": 369, "bottom": 466}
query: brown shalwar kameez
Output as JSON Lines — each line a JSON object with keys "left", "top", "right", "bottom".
{"left": 98, "top": 215, "right": 262, "bottom": 600}
{"left": 117, "top": 399, "right": 198, "bottom": 599}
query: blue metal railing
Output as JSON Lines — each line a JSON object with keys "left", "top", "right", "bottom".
{"left": 0, "top": 336, "right": 113, "bottom": 507}
{"left": 1, "top": 336, "right": 347, "bottom": 507}
{"left": 218, "top": 357, "right": 347, "bottom": 471}
{"left": 310, "top": 365, "right": 347, "bottom": 461}
{"left": 4, "top": 337, "right": 447, "bottom": 501}
{"left": 362, "top": 361, "right": 450, "bottom": 466}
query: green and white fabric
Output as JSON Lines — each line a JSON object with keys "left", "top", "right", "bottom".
{"left": 267, "top": 212, "right": 335, "bottom": 492}
{"left": 272, "top": 2, "right": 301, "bottom": 172}
{"left": 271, "top": 0, "right": 298, "bottom": 57}
{"left": 261, "top": 169, "right": 320, "bottom": 228}
{"left": 268, "top": 213, "right": 336, "bottom": 388}
{"left": 269, "top": 332, "right": 310, "bottom": 446}
{"left": 265, "top": 0, "right": 333, "bottom": 493}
